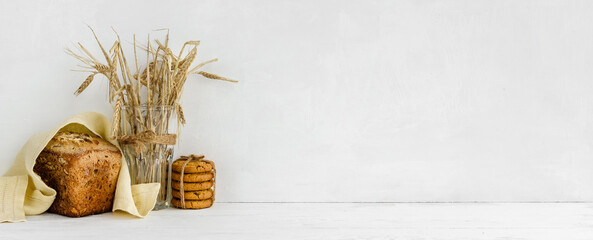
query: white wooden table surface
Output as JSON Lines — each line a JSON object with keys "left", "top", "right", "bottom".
{"left": 2, "top": 203, "right": 593, "bottom": 239}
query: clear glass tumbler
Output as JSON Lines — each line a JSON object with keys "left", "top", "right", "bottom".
{"left": 118, "top": 105, "right": 176, "bottom": 210}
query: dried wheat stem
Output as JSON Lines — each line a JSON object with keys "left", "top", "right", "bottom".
{"left": 133, "top": 34, "right": 140, "bottom": 77}
{"left": 112, "top": 95, "right": 123, "bottom": 137}
{"left": 77, "top": 43, "right": 100, "bottom": 63}
{"left": 196, "top": 71, "right": 238, "bottom": 82}
{"left": 74, "top": 73, "right": 97, "bottom": 95}
{"left": 188, "top": 58, "right": 218, "bottom": 74}
{"left": 88, "top": 25, "right": 111, "bottom": 63}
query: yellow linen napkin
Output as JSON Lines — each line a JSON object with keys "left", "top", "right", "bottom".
{"left": 0, "top": 112, "right": 160, "bottom": 223}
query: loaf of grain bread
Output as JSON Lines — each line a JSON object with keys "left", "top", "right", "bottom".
{"left": 33, "top": 131, "right": 122, "bottom": 217}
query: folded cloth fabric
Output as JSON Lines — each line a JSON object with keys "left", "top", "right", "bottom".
{"left": 0, "top": 112, "right": 160, "bottom": 223}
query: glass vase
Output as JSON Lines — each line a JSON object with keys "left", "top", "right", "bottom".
{"left": 118, "top": 105, "right": 176, "bottom": 210}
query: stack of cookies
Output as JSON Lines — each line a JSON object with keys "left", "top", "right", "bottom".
{"left": 170, "top": 155, "right": 216, "bottom": 209}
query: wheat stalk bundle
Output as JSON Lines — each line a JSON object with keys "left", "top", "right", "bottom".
{"left": 67, "top": 27, "right": 236, "bottom": 141}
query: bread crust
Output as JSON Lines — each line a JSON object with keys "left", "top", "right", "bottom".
{"left": 33, "top": 132, "right": 122, "bottom": 217}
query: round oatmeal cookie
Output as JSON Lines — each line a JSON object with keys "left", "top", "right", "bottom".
{"left": 171, "top": 180, "right": 214, "bottom": 191}
{"left": 171, "top": 171, "right": 214, "bottom": 182}
{"left": 172, "top": 198, "right": 213, "bottom": 209}
{"left": 172, "top": 189, "right": 214, "bottom": 200}
{"left": 172, "top": 159, "right": 213, "bottom": 173}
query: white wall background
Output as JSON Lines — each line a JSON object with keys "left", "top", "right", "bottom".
{"left": 1, "top": 0, "right": 592, "bottom": 202}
